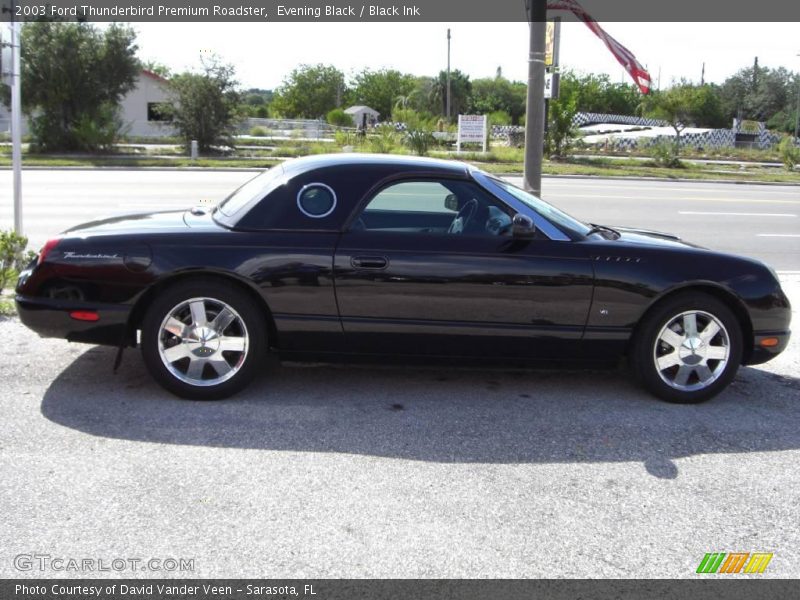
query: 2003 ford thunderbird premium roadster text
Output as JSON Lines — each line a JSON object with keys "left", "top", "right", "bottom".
{"left": 16, "top": 155, "right": 791, "bottom": 402}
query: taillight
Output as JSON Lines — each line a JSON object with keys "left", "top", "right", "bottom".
{"left": 37, "top": 237, "right": 61, "bottom": 265}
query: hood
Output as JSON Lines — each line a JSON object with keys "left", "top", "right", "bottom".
{"left": 610, "top": 226, "right": 705, "bottom": 251}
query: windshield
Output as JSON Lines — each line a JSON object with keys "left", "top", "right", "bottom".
{"left": 217, "top": 166, "right": 286, "bottom": 217}
{"left": 488, "top": 177, "right": 591, "bottom": 236}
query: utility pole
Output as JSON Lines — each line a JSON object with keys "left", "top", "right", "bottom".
{"left": 2, "top": 5, "right": 23, "bottom": 235}
{"left": 446, "top": 28, "right": 451, "bottom": 121}
{"left": 523, "top": 0, "right": 546, "bottom": 197}
{"left": 700, "top": 62, "right": 705, "bottom": 86}
{"left": 794, "top": 52, "right": 799, "bottom": 141}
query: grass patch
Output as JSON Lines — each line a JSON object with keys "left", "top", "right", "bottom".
{"left": 0, "top": 156, "right": 280, "bottom": 169}
{"left": 2, "top": 149, "right": 798, "bottom": 183}
{"left": 0, "top": 296, "right": 15, "bottom": 317}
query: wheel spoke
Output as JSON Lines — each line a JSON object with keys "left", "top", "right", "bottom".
{"left": 674, "top": 365, "right": 693, "bottom": 387}
{"left": 218, "top": 336, "right": 246, "bottom": 352}
{"left": 699, "top": 320, "right": 721, "bottom": 343}
{"left": 189, "top": 300, "right": 207, "bottom": 327}
{"left": 683, "top": 313, "right": 698, "bottom": 337}
{"left": 164, "top": 316, "right": 187, "bottom": 339}
{"left": 210, "top": 307, "right": 236, "bottom": 334}
{"left": 659, "top": 328, "right": 684, "bottom": 349}
{"left": 656, "top": 351, "right": 681, "bottom": 371}
{"left": 706, "top": 345, "right": 728, "bottom": 360}
{"left": 208, "top": 357, "right": 232, "bottom": 377}
{"left": 695, "top": 364, "right": 714, "bottom": 383}
{"left": 163, "top": 343, "right": 190, "bottom": 363}
{"left": 186, "top": 357, "right": 206, "bottom": 380}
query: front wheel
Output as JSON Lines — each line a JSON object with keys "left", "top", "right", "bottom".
{"left": 141, "top": 279, "right": 267, "bottom": 400}
{"left": 631, "top": 292, "right": 743, "bottom": 404}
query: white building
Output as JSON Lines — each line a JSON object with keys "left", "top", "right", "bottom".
{"left": 119, "top": 69, "right": 173, "bottom": 137}
{"left": 344, "top": 105, "right": 379, "bottom": 128}
{"left": 0, "top": 69, "right": 173, "bottom": 138}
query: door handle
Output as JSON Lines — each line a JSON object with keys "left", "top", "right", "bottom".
{"left": 351, "top": 256, "right": 388, "bottom": 269}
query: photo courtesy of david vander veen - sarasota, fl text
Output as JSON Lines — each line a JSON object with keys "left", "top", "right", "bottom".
{"left": 14, "top": 583, "right": 318, "bottom": 597}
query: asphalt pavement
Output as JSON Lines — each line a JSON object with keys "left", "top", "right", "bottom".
{"left": 1, "top": 169, "right": 798, "bottom": 269}
{"left": 1, "top": 169, "right": 799, "bottom": 578}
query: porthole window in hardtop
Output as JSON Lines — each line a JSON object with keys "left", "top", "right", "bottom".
{"left": 297, "top": 183, "right": 337, "bottom": 218}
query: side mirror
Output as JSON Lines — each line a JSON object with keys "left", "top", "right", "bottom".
{"left": 512, "top": 213, "right": 536, "bottom": 238}
{"left": 444, "top": 193, "right": 460, "bottom": 212}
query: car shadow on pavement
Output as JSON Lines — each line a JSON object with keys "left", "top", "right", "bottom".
{"left": 40, "top": 346, "right": 800, "bottom": 479}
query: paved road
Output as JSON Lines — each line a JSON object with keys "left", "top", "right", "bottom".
{"left": 1, "top": 169, "right": 798, "bottom": 269}
{"left": 1, "top": 275, "right": 798, "bottom": 578}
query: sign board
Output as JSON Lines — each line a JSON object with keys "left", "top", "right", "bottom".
{"left": 544, "top": 72, "right": 560, "bottom": 99}
{"left": 457, "top": 114, "right": 487, "bottom": 152}
{"left": 545, "top": 18, "right": 561, "bottom": 68}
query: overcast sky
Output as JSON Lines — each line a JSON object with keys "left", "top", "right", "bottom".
{"left": 132, "top": 22, "right": 799, "bottom": 90}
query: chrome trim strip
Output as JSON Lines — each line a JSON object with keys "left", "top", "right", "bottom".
{"left": 297, "top": 182, "right": 338, "bottom": 219}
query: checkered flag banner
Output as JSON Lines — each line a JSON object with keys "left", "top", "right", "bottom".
{"left": 546, "top": 0, "right": 652, "bottom": 94}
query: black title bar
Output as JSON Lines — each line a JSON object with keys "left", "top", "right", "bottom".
{"left": 2, "top": 0, "right": 800, "bottom": 22}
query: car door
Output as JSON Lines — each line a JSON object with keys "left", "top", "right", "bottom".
{"left": 332, "top": 177, "right": 594, "bottom": 359}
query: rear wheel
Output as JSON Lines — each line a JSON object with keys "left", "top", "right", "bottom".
{"left": 141, "top": 279, "right": 267, "bottom": 400}
{"left": 631, "top": 292, "right": 743, "bottom": 403}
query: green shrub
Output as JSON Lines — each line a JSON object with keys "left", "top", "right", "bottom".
{"left": 488, "top": 110, "right": 512, "bottom": 126}
{"left": 368, "top": 124, "right": 399, "bottom": 153}
{"left": 779, "top": 137, "right": 799, "bottom": 171}
{"left": 650, "top": 139, "right": 683, "bottom": 168}
{"left": 0, "top": 230, "right": 34, "bottom": 290}
{"left": 404, "top": 129, "right": 435, "bottom": 156}
{"left": 327, "top": 108, "right": 353, "bottom": 127}
{"left": 249, "top": 126, "right": 268, "bottom": 136}
{"left": 334, "top": 130, "right": 359, "bottom": 148}
{"left": 71, "top": 103, "right": 127, "bottom": 152}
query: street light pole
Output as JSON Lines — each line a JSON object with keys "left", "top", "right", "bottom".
{"left": 10, "top": 14, "right": 22, "bottom": 235}
{"left": 523, "top": 0, "right": 547, "bottom": 197}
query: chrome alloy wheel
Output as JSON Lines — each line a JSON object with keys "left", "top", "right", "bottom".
{"left": 653, "top": 310, "right": 730, "bottom": 392}
{"left": 157, "top": 297, "right": 249, "bottom": 387}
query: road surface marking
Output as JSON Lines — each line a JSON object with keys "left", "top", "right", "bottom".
{"left": 679, "top": 211, "right": 796, "bottom": 217}
{"left": 757, "top": 234, "right": 800, "bottom": 237}
{"left": 547, "top": 194, "right": 800, "bottom": 205}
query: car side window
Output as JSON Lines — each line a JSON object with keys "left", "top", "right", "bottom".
{"left": 352, "top": 180, "right": 513, "bottom": 237}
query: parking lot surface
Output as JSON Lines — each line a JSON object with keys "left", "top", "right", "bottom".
{"left": 1, "top": 276, "right": 798, "bottom": 578}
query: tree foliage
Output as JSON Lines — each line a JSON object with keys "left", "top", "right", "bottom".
{"left": 348, "top": 69, "right": 416, "bottom": 120}
{"left": 428, "top": 69, "right": 472, "bottom": 119}
{"left": 642, "top": 83, "right": 725, "bottom": 155}
{"left": 558, "top": 72, "right": 641, "bottom": 116}
{"left": 167, "top": 57, "right": 243, "bottom": 152}
{"left": 719, "top": 65, "right": 795, "bottom": 124}
{"left": 470, "top": 76, "right": 527, "bottom": 124}
{"left": 20, "top": 22, "right": 139, "bottom": 151}
{"left": 271, "top": 64, "right": 345, "bottom": 118}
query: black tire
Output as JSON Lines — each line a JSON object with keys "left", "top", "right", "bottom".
{"left": 630, "top": 292, "right": 743, "bottom": 404}
{"left": 140, "top": 278, "right": 267, "bottom": 400}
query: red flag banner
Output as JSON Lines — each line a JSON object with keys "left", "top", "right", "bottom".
{"left": 546, "top": 0, "right": 652, "bottom": 94}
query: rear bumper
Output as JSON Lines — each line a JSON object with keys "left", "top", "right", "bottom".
{"left": 15, "top": 295, "right": 132, "bottom": 347}
{"left": 746, "top": 330, "right": 791, "bottom": 366}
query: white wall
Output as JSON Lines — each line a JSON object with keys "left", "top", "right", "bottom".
{"left": 119, "top": 72, "right": 174, "bottom": 138}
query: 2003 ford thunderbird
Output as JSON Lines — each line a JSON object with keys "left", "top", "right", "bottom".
{"left": 16, "top": 155, "right": 791, "bottom": 402}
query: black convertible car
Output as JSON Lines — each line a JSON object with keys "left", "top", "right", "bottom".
{"left": 16, "top": 154, "right": 790, "bottom": 402}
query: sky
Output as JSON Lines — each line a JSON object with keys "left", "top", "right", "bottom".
{"left": 131, "top": 22, "right": 800, "bottom": 90}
